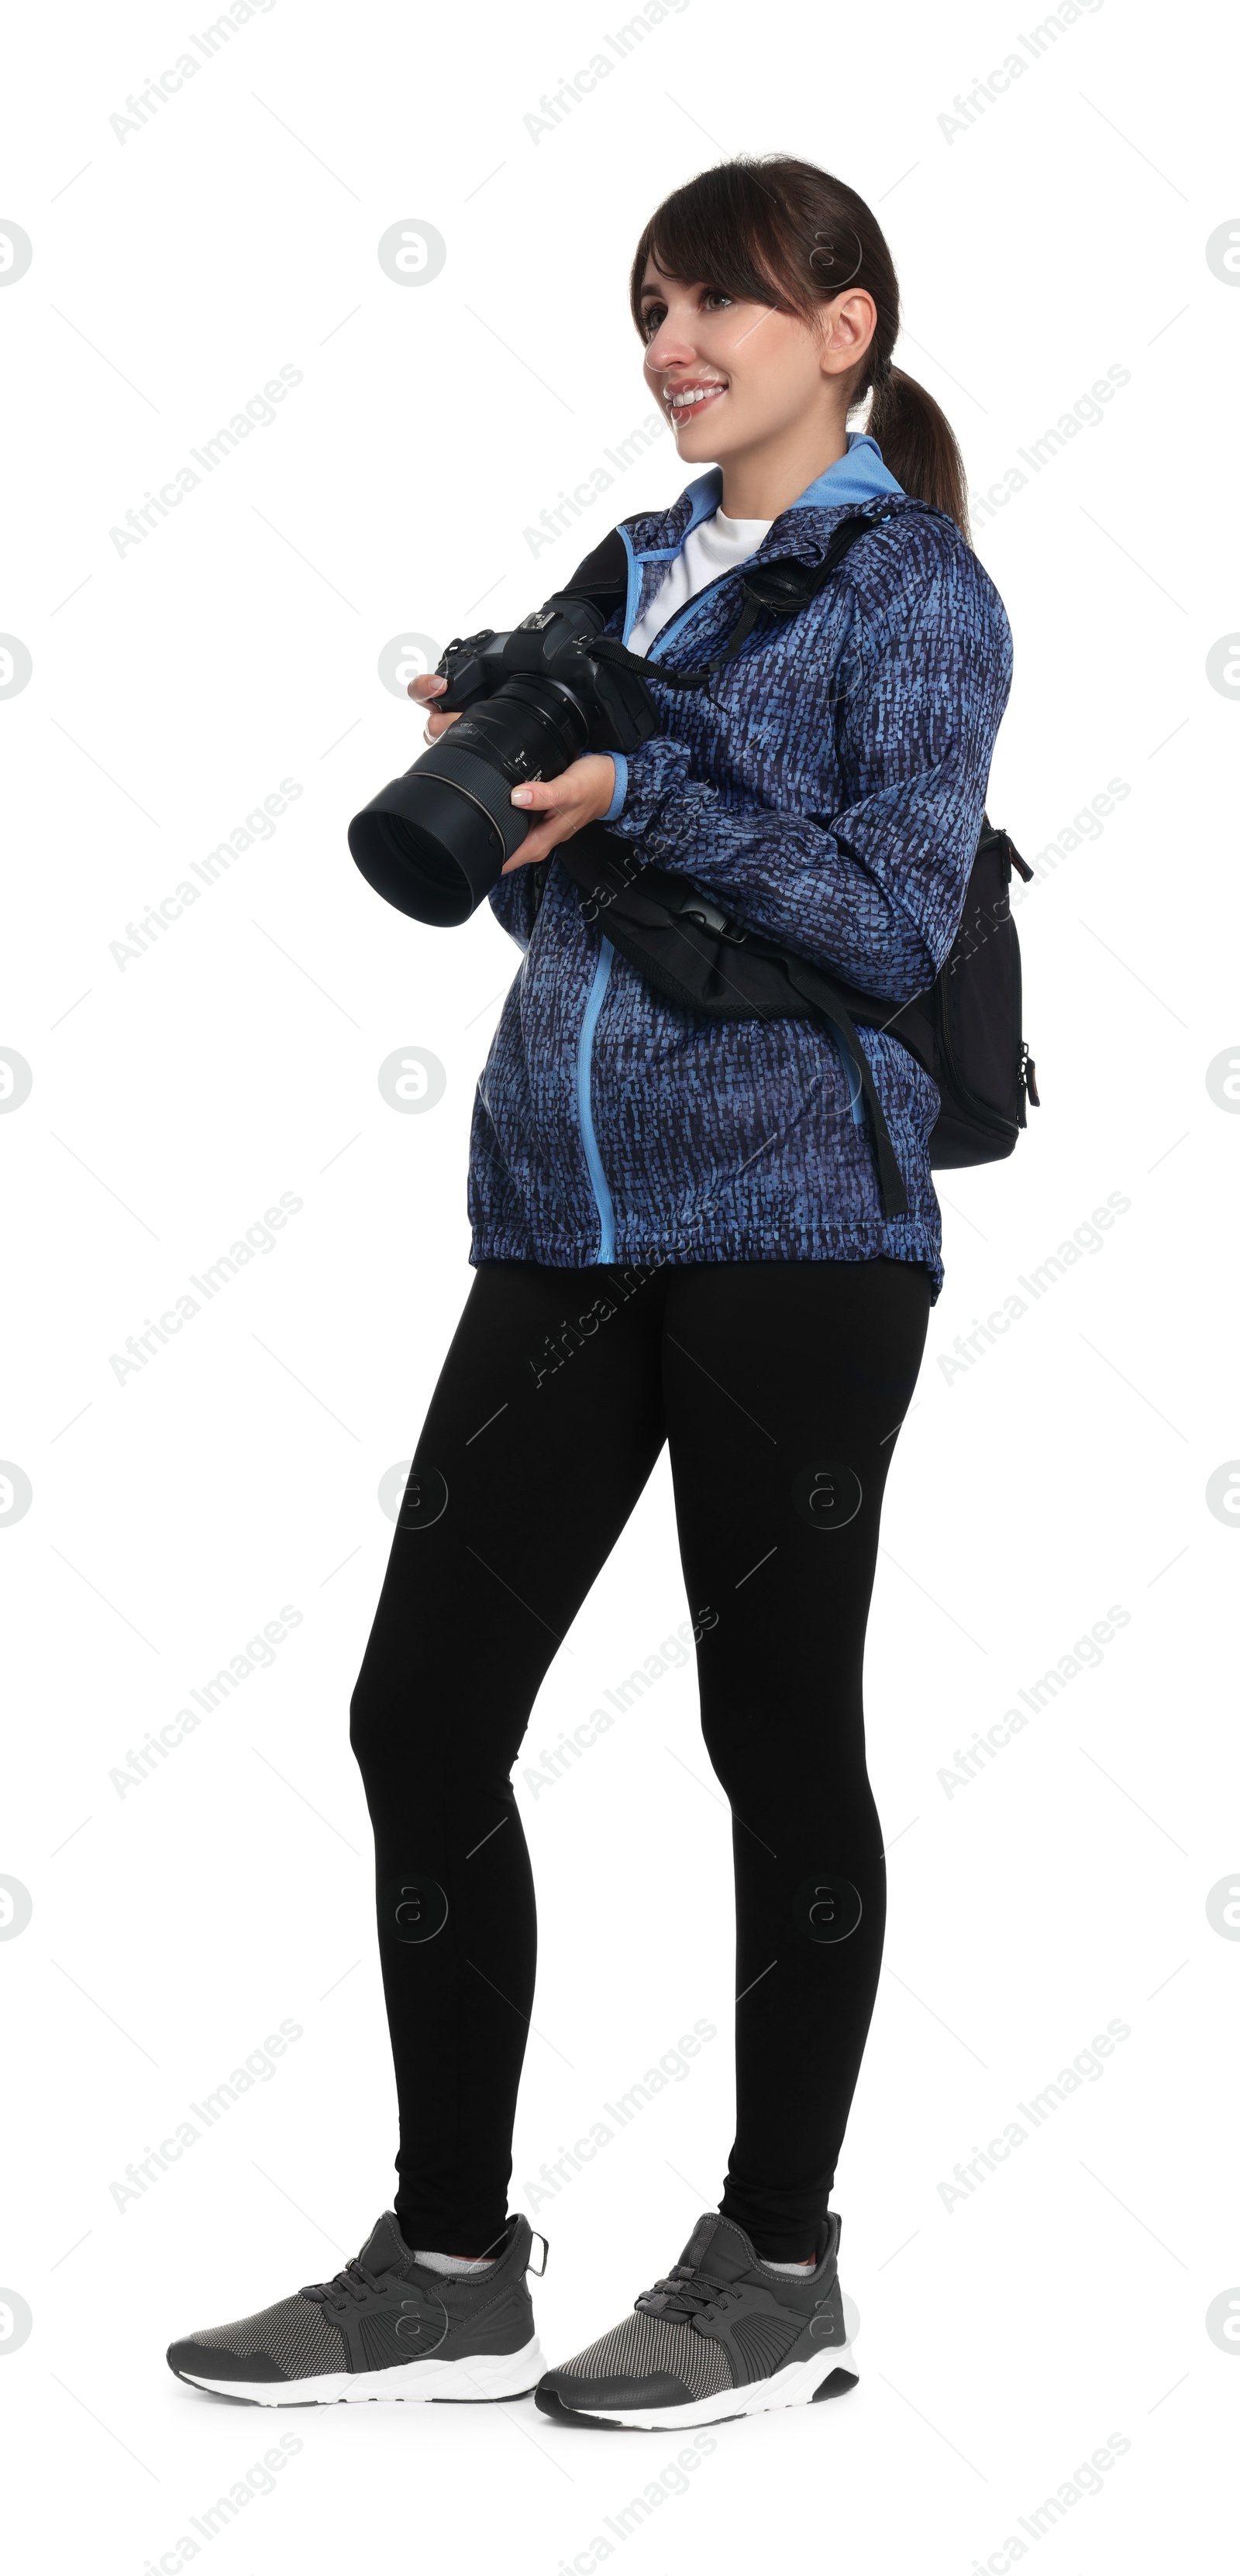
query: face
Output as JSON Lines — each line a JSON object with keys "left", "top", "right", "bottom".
{"left": 638, "top": 258, "right": 877, "bottom": 474}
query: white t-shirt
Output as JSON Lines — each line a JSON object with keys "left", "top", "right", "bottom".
{"left": 627, "top": 507, "right": 773, "bottom": 659}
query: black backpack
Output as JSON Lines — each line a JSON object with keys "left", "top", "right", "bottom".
{"left": 557, "top": 509, "right": 1038, "bottom": 1223}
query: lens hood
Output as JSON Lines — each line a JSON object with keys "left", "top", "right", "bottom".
{"left": 348, "top": 738, "right": 530, "bottom": 927}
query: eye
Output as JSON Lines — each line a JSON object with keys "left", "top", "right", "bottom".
{"left": 639, "top": 285, "right": 733, "bottom": 342}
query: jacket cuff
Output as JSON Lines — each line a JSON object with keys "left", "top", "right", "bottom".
{"left": 601, "top": 733, "right": 695, "bottom": 851}
{"left": 600, "top": 751, "right": 628, "bottom": 823}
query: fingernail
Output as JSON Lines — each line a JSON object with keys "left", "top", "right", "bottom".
{"left": 511, "top": 787, "right": 533, "bottom": 805}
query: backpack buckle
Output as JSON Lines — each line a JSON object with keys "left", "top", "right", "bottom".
{"left": 679, "top": 892, "right": 746, "bottom": 943}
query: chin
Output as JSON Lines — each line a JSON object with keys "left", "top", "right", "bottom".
{"left": 673, "top": 427, "right": 728, "bottom": 464}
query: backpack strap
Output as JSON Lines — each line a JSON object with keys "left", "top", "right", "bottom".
{"left": 559, "top": 827, "right": 911, "bottom": 1222}
{"left": 585, "top": 506, "right": 897, "bottom": 695}
{"left": 564, "top": 525, "right": 631, "bottom": 615}
{"left": 777, "top": 953, "right": 910, "bottom": 1219}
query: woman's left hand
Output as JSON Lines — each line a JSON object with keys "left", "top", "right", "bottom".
{"left": 503, "top": 754, "right": 616, "bottom": 870}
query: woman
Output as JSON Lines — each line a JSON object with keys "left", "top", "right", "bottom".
{"left": 167, "top": 155, "right": 1012, "bottom": 2427}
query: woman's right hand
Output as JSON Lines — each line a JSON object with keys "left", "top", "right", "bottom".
{"left": 408, "top": 670, "right": 461, "bottom": 744}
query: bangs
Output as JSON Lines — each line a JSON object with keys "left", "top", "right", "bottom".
{"left": 629, "top": 163, "right": 822, "bottom": 332}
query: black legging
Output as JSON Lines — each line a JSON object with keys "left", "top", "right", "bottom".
{"left": 350, "top": 1254, "right": 930, "bottom": 2261}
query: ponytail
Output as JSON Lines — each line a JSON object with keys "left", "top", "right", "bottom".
{"left": 865, "top": 363, "right": 971, "bottom": 544}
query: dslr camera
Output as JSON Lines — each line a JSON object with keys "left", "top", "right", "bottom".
{"left": 348, "top": 587, "right": 660, "bottom": 927}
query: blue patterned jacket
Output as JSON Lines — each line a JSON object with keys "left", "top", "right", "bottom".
{"left": 468, "top": 435, "right": 1014, "bottom": 1301}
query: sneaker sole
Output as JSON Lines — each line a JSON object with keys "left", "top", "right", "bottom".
{"left": 170, "top": 2334, "right": 546, "bottom": 2406}
{"left": 536, "top": 2344, "right": 859, "bottom": 2430}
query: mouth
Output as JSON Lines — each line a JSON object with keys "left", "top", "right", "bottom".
{"left": 665, "top": 379, "right": 728, "bottom": 426}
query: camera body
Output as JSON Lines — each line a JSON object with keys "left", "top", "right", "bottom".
{"left": 347, "top": 591, "right": 661, "bottom": 927}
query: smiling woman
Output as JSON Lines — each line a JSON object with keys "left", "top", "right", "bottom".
{"left": 627, "top": 156, "right": 970, "bottom": 528}
{"left": 170, "top": 150, "right": 1018, "bottom": 2439}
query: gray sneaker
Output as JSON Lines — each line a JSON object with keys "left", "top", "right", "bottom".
{"left": 536, "top": 2210, "right": 856, "bottom": 2429}
{"left": 167, "top": 2210, "right": 546, "bottom": 2405}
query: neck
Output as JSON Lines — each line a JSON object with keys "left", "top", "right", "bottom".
{"left": 718, "top": 414, "right": 852, "bottom": 520}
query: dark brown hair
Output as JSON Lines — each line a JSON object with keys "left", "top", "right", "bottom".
{"left": 629, "top": 155, "right": 971, "bottom": 543}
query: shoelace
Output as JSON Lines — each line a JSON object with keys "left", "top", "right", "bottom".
{"left": 636, "top": 2261, "right": 737, "bottom": 2324}
{"left": 301, "top": 2257, "right": 391, "bottom": 2312}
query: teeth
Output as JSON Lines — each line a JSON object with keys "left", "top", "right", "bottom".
{"left": 670, "top": 385, "right": 725, "bottom": 408}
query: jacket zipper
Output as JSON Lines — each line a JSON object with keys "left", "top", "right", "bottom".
{"left": 574, "top": 537, "right": 771, "bottom": 1261}
{"left": 638, "top": 558, "right": 757, "bottom": 665}
{"left": 572, "top": 500, "right": 904, "bottom": 1260}
{"left": 577, "top": 941, "right": 616, "bottom": 1260}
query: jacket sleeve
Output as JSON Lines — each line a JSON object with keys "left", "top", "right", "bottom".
{"left": 601, "top": 542, "right": 1014, "bottom": 1003}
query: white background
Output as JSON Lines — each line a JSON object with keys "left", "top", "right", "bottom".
{"left": 2, "top": 1, "right": 1237, "bottom": 2569}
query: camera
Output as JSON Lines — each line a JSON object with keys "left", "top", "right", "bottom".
{"left": 347, "top": 590, "right": 661, "bottom": 927}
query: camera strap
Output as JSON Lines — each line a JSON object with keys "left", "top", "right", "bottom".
{"left": 583, "top": 506, "right": 897, "bottom": 695}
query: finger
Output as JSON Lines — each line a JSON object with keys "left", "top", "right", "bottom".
{"left": 408, "top": 673, "right": 447, "bottom": 703}
{"left": 502, "top": 828, "right": 553, "bottom": 869}
{"left": 508, "top": 780, "right": 567, "bottom": 813}
{"left": 502, "top": 813, "right": 570, "bottom": 868}
{"left": 423, "top": 710, "right": 460, "bottom": 738}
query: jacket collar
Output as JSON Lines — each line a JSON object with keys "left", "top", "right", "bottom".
{"left": 626, "top": 431, "right": 908, "bottom": 566}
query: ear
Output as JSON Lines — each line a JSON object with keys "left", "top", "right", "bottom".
{"left": 818, "top": 288, "right": 879, "bottom": 380}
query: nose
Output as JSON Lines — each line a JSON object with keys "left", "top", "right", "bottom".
{"left": 644, "top": 319, "right": 699, "bottom": 376}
